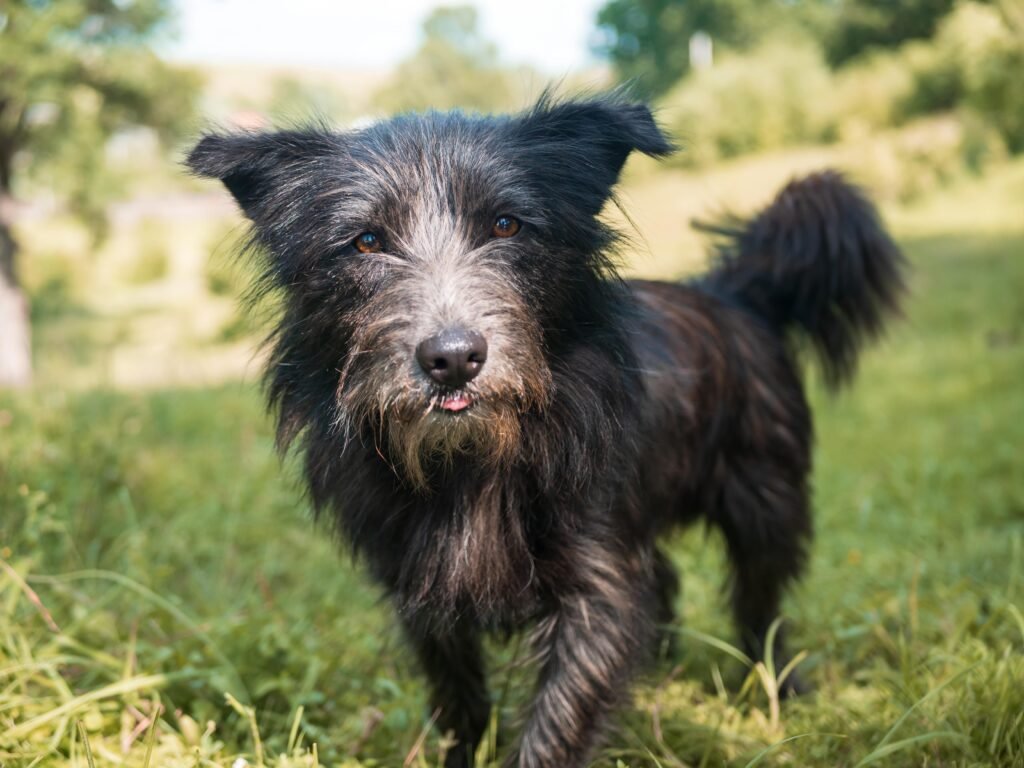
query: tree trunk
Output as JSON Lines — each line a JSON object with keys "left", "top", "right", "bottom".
{"left": 0, "top": 195, "right": 31, "bottom": 389}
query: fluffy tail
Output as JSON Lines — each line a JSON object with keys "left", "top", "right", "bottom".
{"left": 702, "top": 171, "right": 907, "bottom": 389}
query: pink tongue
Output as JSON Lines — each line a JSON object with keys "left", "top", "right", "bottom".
{"left": 441, "top": 396, "right": 470, "bottom": 412}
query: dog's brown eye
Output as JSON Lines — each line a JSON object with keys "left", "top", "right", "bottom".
{"left": 354, "top": 232, "right": 382, "bottom": 253}
{"left": 492, "top": 215, "right": 521, "bottom": 238}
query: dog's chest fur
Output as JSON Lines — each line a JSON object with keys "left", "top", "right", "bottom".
{"left": 400, "top": 473, "right": 542, "bottom": 626}
{"left": 320, "top": 447, "right": 553, "bottom": 626}
{"left": 305, "top": 339, "right": 645, "bottom": 628}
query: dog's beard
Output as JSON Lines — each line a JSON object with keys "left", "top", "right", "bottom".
{"left": 337, "top": 370, "right": 550, "bottom": 490}
{"left": 387, "top": 397, "right": 524, "bottom": 489}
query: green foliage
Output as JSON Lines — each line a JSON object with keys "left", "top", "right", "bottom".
{"left": 126, "top": 219, "right": 170, "bottom": 285}
{"left": 835, "top": 2, "right": 1024, "bottom": 152}
{"left": 660, "top": 39, "right": 835, "bottom": 166}
{"left": 968, "top": 39, "right": 1024, "bottom": 152}
{"left": 0, "top": 0, "right": 200, "bottom": 225}
{"left": 899, "top": 2, "right": 1007, "bottom": 115}
{"left": 830, "top": 50, "right": 918, "bottom": 137}
{"left": 657, "top": 1, "right": 1023, "bottom": 172}
{"left": 960, "top": 1, "right": 1024, "bottom": 152}
{"left": 23, "top": 247, "right": 86, "bottom": 323}
{"left": 595, "top": 0, "right": 1018, "bottom": 132}
{"left": 858, "top": 118, "right": 1001, "bottom": 202}
{"left": 374, "top": 5, "right": 532, "bottom": 115}
{"left": 825, "top": 0, "right": 964, "bottom": 65}
{"left": 594, "top": 0, "right": 828, "bottom": 97}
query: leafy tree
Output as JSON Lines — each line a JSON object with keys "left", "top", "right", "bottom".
{"left": 825, "top": 0, "right": 977, "bottom": 65}
{"left": 374, "top": 5, "right": 532, "bottom": 115}
{"left": 0, "top": 0, "right": 198, "bottom": 388}
{"left": 594, "top": 0, "right": 828, "bottom": 97}
{"left": 960, "top": 0, "right": 1024, "bottom": 151}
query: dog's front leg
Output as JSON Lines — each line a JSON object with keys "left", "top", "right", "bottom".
{"left": 510, "top": 557, "right": 654, "bottom": 768}
{"left": 403, "top": 619, "right": 490, "bottom": 768}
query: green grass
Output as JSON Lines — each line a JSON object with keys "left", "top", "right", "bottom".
{"left": 2, "top": 164, "right": 1023, "bottom": 766}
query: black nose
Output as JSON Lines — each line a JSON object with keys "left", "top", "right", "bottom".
{"left": 416, "top": 328, "right": 488, "bottom": 388}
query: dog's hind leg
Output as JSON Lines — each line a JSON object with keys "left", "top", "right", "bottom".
{"left": 404, "top": 620, "right": 491, "bottom": 768}
{"left": 713, "top": 461, "right": 813, "bottom": 695}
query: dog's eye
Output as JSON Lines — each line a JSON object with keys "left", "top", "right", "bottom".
{"left": 354, "top": 232, "right": 382, "bottom": 254}
{"left": 492, "top": 215, "right": 521, "bottom": 239}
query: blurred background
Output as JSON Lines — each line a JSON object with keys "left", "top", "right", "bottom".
{"left": 1, "top": 2, "right": 1022, "bottom": 767}
{"left": 1, "top": 0, "right": 1022, "bottom": 389}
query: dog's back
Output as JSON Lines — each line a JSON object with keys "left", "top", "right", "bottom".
{"left": 628, "top": 170, "right": 905, "bottom": 525}
{"left": 623, "top": 172, "right": 904, "bottom": 681}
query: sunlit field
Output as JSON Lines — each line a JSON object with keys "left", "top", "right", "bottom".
{"left": 2, "top": 151, "right": 1022, "bottom": 767}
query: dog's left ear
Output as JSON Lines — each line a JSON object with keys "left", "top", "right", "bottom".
{"left": 186, "top": 130, "right": 338, "bottom": 222}
{"left": 186, "top": 129, "right": 346, "bottom": 282}
{"left": 516, "top": 97, "right": 675, "bottom": 214}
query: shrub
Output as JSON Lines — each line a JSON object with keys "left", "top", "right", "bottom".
{"left": 839, "top": 114, "right": 1006, "bottom": 203}
{"left": 660, "top": 38, "right": 835, "bottom": 167}
{"left": 831, "top": 50, "right": 917, "bottom": 139}
{"left": 654, "top": 2, "right": 1024, "bottom": 168}
{"left": 907, "top": 1, "right": 1008, "bottom": 114}
{"left": 888, "top": 1, "right": 1024, "bottom": 152}
{"left": 126, "top": 219, "right": 170, "bottom": 285}
{"left": 961, "top": 4, "right": 1024, "bottom": 152}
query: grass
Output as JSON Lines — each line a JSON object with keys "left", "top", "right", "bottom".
{"left": 1, "top": 158, "right": 1023, "bottom": 767}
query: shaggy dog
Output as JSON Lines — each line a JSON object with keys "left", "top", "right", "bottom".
{"left": 187, "top": 94, "right": 905, "bottom": 768}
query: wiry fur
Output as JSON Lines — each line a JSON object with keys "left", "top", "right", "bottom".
{"left": 187, "top": 93, "right": 906, "bottom": 768}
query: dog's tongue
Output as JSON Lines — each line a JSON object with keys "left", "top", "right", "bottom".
{"left": 441, "top": 395, "right": 471, "bottom": 412}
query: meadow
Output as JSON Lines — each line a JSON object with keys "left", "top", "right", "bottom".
{"left": 1, "top": 153, "right": 1022, "bottom": 767}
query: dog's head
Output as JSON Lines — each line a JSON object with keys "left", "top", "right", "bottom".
{"left": 187, "top": 94, "right": 673, "bottom": 487}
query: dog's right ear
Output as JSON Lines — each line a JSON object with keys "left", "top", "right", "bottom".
{"left": 186, "top": 131, "right": 336, "bottom": 220}
{"left": 514, "top": 94, "right": 676, "bottom": 216}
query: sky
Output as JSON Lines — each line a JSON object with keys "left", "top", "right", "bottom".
{"left": 165, "top": 0, "right": 608, "bottom": 74}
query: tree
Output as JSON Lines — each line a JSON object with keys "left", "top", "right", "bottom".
{"left": 826, "top": 0, "right": 972, "bottom": 65}
{"left": 594, "top": 0, "right": 828, "bottom": 97}
{"left": 0, "top": 0, "right": 197, "bottom": 388}
{"left": 374, "top": 5, "right": 531, "bottom": 115}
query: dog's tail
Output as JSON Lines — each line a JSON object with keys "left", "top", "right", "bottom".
{"left": 701, "top": 171, "right": 907, "bottom": 389}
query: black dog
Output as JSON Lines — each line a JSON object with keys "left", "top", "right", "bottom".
{"left": 187, "top": 94, "right": 905, "bottom": 768}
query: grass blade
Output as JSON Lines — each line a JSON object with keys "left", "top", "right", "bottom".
{"left": 672, "top": 626, "right": 753, "bottom": 667}
{"left": 856, "top": 731, "right": 968, "bottom": 766}
{"left": 1, "top": 673, "right": 175, "bottom": 744}
{"left": 861, "top": 660, "right": 980, "bottom": 760}
{"left": 744, "top": 733, "right": 820, "bottom": 768}
{"left": 29, "top": 569, "right": 250, "bottom": 701}
{"left": 76, "top": 721, "right": 96, "bottom": 768}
